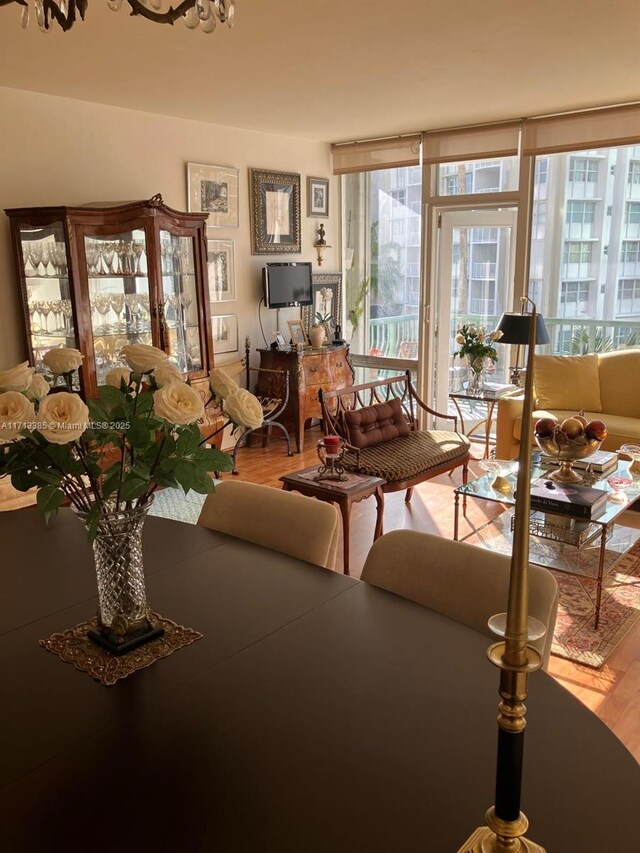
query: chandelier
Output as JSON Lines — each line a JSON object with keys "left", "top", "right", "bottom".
{"left": 1, "top": 0, "right": 236, "bottom": 33}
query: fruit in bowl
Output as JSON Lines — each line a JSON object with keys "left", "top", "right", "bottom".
{"left": 534, "top": 413, "right": 608, "bottom": 483}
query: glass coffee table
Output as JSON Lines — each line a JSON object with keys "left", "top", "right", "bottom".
{"left": 454, "top": 459, "right": 640, "bottom": 629}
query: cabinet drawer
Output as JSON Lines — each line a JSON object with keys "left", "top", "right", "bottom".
{"left": 304, "top": 356, "right": 331, "bottom": 386}
{"left": 329, "top": 354, "right": 353, "bottom": 387}
{"left": 303, "top": 387, "right": 324, "bottom": 417}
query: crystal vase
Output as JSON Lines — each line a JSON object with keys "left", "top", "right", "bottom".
{"left": 467, "top": 356, "right": 486, "bottom": 394}
{"left": 76, "top": 500, "right": 164, "bottom": 655}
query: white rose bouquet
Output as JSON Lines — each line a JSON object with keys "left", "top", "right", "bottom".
{"left": 453, "top": 324, "right": 503, "bottom": 364}
{"left": 0, "top": 345, "right": 234, "bottom": 539}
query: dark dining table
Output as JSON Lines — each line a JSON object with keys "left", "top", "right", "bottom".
{"left": 1, "top": 508, "right": 639, "bottom": 852}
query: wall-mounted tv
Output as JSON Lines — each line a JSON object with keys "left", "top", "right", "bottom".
{"left": 263, "top": 262, "right": 313, "bottom": 309}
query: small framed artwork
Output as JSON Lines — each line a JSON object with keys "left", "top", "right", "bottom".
{"left": 249, "top": 168, "right": 301, "bottom": 254}
{"left": 211, "top": 314, "right": 239, "bottom": 354}
{"left": 274, "top": 331, "right": 288, "bottom": 350}
{"left": 287, "top": 319, "right": 308, "bottom": 347}
{"left": 302, "top": 273, "right": 343, "bottom": 336}
{"left": 187, "top": 162, "right": 239, "bottom": 228}
{"left": 307, "top": 177, "right": 329, "bottom": 217}
{"left": 207, "top": 239, "right": 236, "bottom": 302}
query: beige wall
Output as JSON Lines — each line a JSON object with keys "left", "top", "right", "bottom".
{"left": 0, "top": 86, "right": 338, "bottom": 369}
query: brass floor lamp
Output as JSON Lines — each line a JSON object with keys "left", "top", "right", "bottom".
{"left": 458, "top": 305, "right": 547, "bottom": 853}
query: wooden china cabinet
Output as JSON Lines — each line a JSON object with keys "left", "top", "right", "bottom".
{"left": 5, "top": 194, "right": 221, "bottom": 432}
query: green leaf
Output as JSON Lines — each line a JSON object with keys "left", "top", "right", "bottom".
{"left": 153, "top": 471, "right": 179, "bottom": 488}
{"left": 195, "top": 448, "right": 234, "bottom": 472}
{"left": 98, "top": 385, "right": 125, "bottom": 412}
{"left": 87, "top": 398, "right": 110, "bottom": 426}
{"left": 190, "top": 472, "right": 216, "bottom": 494}
{"left": 119, "top": 473, "right": 148, "bottom": 502}
{"left": 128, "top": 418, "right": 152, "bottom": 449}
{"left": 135, "top": 391, "right": 154, "bottom": 415}
{"left": 173, "top": 461, "right": 194, "bottom": 492}
{"left": 37, "top": 484, "right": 65, "bottom": 513}
{"left": 32, "top": 470, "right": 62, "bottom": 486}
{"left": 11, "top": 468, "right": 39, "bottom": 492}
{"left": 176, "top": 426, "right": 200, "bottom": 458}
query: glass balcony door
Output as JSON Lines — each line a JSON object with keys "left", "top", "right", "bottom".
{"left": 433, "top": 208, "right": 516, "bottom": 421}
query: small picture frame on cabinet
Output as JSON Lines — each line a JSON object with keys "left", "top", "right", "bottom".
{"left": 187, "top": 163, "right": 239, "bottom": 228}
{"left": 275, "top": 331, "right": 288, "bottom": 351}
{"left": 212, "top": 314, "right": 239, "bottom": 354}
{"left": 287, "top": 319, "right": 308, "bottom": 347}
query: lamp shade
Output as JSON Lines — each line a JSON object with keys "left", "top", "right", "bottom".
{"left": 495, "top": 312, "right": 550, "bottom": 346}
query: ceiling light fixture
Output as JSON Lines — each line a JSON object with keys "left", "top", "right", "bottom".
{"left": 1, "top": 0, "right": 235, "bottom": 33}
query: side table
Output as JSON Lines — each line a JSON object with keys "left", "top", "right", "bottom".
{"left": 279, "top": 467, "right": 385, "bottom": 575}
{"left": 449, "top": 388, "right": 522, "bottom": 459}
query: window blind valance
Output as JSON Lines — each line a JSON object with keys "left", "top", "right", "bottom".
{"left": 423, "top": 121, "right": 521, "bottom": 164}
{"left": 331, "top": 134, "right": 422, "bottom": 175}
{"left": 522, "top": 104, "right": 640, "bottom": 156}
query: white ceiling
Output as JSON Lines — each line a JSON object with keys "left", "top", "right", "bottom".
{"left": 1, "top": 0, "right": 639, "bottom": 142}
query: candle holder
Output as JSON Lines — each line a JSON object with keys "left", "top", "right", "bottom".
{"left": 314, "top": 436, "right": 348, "bottom": 482}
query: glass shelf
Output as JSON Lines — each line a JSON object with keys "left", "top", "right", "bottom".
{"left": 88, "top": 274, "right": 149, "bottom": 281}
{"left": 24, "top": 275, "right": 70, "bottom": 282}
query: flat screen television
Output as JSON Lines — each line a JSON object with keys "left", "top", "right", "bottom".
{"left": 263, "top": 262, "right": 313, "bottom": 308}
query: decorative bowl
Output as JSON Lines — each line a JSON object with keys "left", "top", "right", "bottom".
{"left": 607, "top": 475, "right": 634, "bottom": 502}
{"left": 535, "top": 434, "right": 602, "bottom": 483}
{"left": 620, "top": 444, "right": 640, "bottom": 475}
{"left": 479, "top": 459, "right": 515, "bottom": 492}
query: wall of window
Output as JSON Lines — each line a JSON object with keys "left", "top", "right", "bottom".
{"left": 529, "top": 144, "right": 640, "bottom": 354}
{"left": 342, "top": 166, "right": 422, "bottom": 362}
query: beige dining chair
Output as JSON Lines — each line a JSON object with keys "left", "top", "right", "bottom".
{"left": 361, "top": 529, "right": 558, "bottom": 669}
{"left": 197, "top": 480, "right": 341, "bottom": 571}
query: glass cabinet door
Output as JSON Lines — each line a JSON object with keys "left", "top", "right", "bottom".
{"left": 83, "top": 230, "right": 152, "bottom": 385}
{"left": 159, "top": 230, "right": 203, "bottom": 373}
{"left": 18, "top": 221, "right": 77, "bottom": 374}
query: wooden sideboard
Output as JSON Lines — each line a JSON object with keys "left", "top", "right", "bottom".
{"left": 256, "top": 345, "right": 354, "bottom": 452}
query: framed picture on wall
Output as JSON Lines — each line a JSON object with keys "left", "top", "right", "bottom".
{"left": 212, "top": 314, "right": 239, "bottom": 354}
{"left": 302, "top": 273, "right": 343, "bottom": 336}
{"left": 307, "top": 177, "right": 330, "bottom": 217}
{"left": 187, "top": 162, "right": 239, "bottom": 228}
{"left": 207, "top": 239, "right": 236, "bottom": 302}
{"left": 249, "top": 168, "right": 301, "bottom": 254}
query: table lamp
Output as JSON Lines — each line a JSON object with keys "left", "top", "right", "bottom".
{"left": 496, "top": 297, "right": 549, "bottom": 386}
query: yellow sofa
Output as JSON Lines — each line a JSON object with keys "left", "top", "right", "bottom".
{"left": 496, "top": 349, "right": 640, "bottom": 459}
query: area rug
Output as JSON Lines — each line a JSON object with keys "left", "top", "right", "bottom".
{"left": 472, "top": 513, "right": 640, "bottom": 668}
{"left": 549, "top": 542, "right": 640, "bottom": 668}
{"left": 148, "top": 487, "right": 207, "bottom": 525}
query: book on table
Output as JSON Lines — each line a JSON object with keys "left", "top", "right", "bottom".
{"left": 481, "top": 382, "right": 518, "bottom": 399}
{"left": 524, "top": 479, "right": 609, "bottom": 520}
{"left": 540, "top": 449, "right": 618, "bottom": 474}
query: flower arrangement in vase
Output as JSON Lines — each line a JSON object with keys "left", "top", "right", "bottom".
{"left": 0, "top": 345, "right": 263, "bottom": 654}
{"left": 453, "top": 324, "right": 503, "bottom": 394}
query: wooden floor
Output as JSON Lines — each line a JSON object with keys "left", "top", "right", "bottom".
{"left": 228, "top": 426, "right": 640, "bottom": 763}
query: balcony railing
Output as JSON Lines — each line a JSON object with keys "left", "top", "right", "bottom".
{"left": 364, "top": 312, "right": 640, "bottom": 361}
{"left": 471, "top": 262, "right": 497, "bottom": 279}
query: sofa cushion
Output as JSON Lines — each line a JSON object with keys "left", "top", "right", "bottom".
{"left": 597, "top": 349, "right": 640, "bottom": 418}
{"left": 513, "top": 409, "right": 640, "bottom": 452}
{"left": 343, "top": 398, "right": 411, "bottom": 449}
{"left": 344, "top": 429, "right": 469, "bottom": 483}
{"left": 534, "top": 354, "right": 602, "bottom": 413}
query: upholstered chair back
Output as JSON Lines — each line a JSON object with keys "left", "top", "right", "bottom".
{"left": 197, "top": 480, "right": 341, "bottom": 571}
{"left": 361, "top": 530, "right": 558, "bottom": 669}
